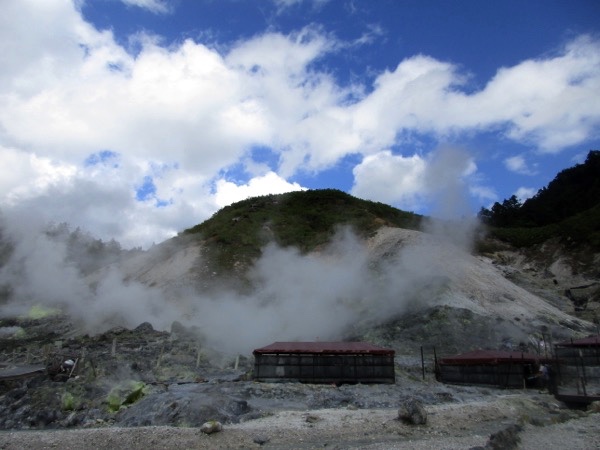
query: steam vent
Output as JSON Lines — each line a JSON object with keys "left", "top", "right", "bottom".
{"left": 252, "top": 341, "right": 395, "bottom": 384}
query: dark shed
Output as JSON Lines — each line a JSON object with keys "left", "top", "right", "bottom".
{"left": 436, "top": 349, "right": 542, "bottom": 388}
{"left": 553, "top": 334, "right": 600, "bottom": 405}
{"left": 253, "top": 341, "right": 395, "bottom": 384}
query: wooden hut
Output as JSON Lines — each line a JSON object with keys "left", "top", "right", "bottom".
{"left": 553, "top": 334, "right": 600, "bottom": 405}
{"left": 436, "top": 349, "right": 542, "bottom": 388}
{"left": 253, "top": 341, "right": 395, "bottom": 384}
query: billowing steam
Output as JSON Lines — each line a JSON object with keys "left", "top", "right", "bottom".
{"left": 421, "top": 145, "right": 479, "bottom": 251}
{"left": 0, "top": 147, "right": 480, "bottom": 355}
{"left": 191, "top": 228, "right": 461, "bottom": 354}
{"left": 0, "top": 210, "right": 181, "bottom": 331}
{"left": 0, "top": 218, "right": 450, "bottom": 354}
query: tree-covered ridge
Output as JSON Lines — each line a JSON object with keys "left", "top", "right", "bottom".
{"left": 478, "top": 150, "right": 600, "bottom": 248}
{"left": 182, "top": 189, "right": 422, "bottom": 270}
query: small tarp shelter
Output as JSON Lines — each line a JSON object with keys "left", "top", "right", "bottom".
{"left": 553, "top": 334, "right": 600, "bottom": 405}
{"left": 253, "top": 341, "right": 395, "bottom": 384}
{"left": 436, "top": 349, "right": 542, "bottom": 388}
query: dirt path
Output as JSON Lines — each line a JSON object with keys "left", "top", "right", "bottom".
{"left": 1, "top": 396, "right": 598, "bottom": 449}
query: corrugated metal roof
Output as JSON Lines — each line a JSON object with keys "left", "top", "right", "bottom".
{"left": 439, "top": 349, "right": 541, "bottom": 365}
{"left": 253, "top": 341, "right": 394, "bottom": 355}
{"left": 558, "top": 334, "right": 600, "bottom": 347}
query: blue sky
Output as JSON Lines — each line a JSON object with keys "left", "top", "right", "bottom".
{"left": 1, "top": 0, "right": 599, "bottom": 248}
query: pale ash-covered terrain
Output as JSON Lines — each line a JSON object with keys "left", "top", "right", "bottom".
{"left": 88, "top": 226, "right": 597, "bottom": 351}
{"left": 1, "top": 226, "right": 599, "bottom": 449}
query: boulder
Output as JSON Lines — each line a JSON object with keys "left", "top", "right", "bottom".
{"left": 106, "top": 380, "right": 147, "bottom": 412}
{"left": 484, "top": 423, "right": 522, "bottom": 449}
{"left": 398, "top": 398, "right": 427, "bottom": 425}
{"left": 253, "top": 435, "right": 270, "bottom": 445}
{"left": 200, "top": 420, "right": 223, "bottom": 434}
{"left": 134, "top": 322, "right": 154, "bottom": 333}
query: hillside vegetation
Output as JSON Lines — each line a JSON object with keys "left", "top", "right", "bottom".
{"left": 479, "top": 150, "right": 600, "bottom": 249}
{"left": 181, "top": 150, "right": 600, "bottom": 272}
{"left": 182, "top": 189, "right": 422, "bottom": 271}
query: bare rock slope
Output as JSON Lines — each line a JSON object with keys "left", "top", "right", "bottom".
{"left": 91, "top": 226, "right": 597, "bottom": 353}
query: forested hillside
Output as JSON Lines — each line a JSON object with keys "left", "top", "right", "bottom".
{"left": 478, "top": 150, "right": 600, "bottom": 248}
{"left": 182, "top": 189, "right": 422, "bottom": 271}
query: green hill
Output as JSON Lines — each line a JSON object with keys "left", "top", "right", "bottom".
{"left": 182, "top": 189, "right": 422, "bottom": 271}
{"left": 479, "top": 150, "right": 600, "bottom": 249}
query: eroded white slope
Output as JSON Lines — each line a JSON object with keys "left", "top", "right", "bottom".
{"left": 367, "top": 227, "right": 587, "bottom": 330}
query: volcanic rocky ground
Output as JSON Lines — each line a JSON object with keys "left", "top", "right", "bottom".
{"left": 0, "top": 227, "right": 599, "bottom": 448}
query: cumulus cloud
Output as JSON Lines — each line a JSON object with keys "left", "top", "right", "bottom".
{"left": 214, "top": 172, "right": 305, "bottom": 208}
{"left": 483, "top": 36, "right": 600, "bottom": 151}
{"left": 351, "top": 146, "right": 476, "bottom": 218}
{"left": 351, "top": 151, "right": 427, "bottom": 209}
{"left": 504, "top": 155, "right": 538, "bottom": 175}
{"left": 349, "top": 38, "right": 600, "bottom": 152}
{"left": 0, "top": 0, "right": 599, "bottom": 247}
{"left": 515, "top": 187, "right": 537, "bottom": 202}
{"left": 469, "top": 185, "right": 497, "bottom": 205}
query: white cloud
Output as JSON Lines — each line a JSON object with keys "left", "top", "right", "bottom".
{"left": 272, "top": 0, "right": 330, "bottom": 14}
{"left": 120, "top": 0, "right": 171, "bottom": 14}
{"left": 0, "top": 1, "right": 599, "bottom": 247}
{"left": 351, "top": 55, "right": 461, "bottom": 149}
{"left": 480, "top": 36, "right": 600, "bottom": 151}
{"left": 469, "top": 185, "right": 497, "bottom": 205}
{"left": 214, "top": 172, "right": 305, "bottom": 208}
{"left": 349, "top": 37, "right": 600, "bottom": 152}
{"left": 272, "top": 0, "right": 303, "bottom": 9}
{"left": 225, "top": 27, "right": 350, "bottom": 175}
{"left": 515, "top": 187, "right": 537, "bottom": 202}
{"left": 0, "top": 147, "right": 78, "bottom": 204}
{"left": 351, "top": 147, "right": 478, "bottom": 219}
{"left": 504, "top": 155, "right": 537, "bottom": 175}
{"left": 351, "top": 151, "right": 427, "bottom": 210}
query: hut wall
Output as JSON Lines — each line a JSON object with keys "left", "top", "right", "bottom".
{"left": 253, "top": 353, "right": 395, "bottom": 384}
{"left": 438, "top": 363, "right": 531, "bottom": 388}
{"left": 554, "top": 345, "right": 600, "bottom": 402}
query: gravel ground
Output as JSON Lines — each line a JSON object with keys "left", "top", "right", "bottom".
{"left": 0, "top": 395, "right": 598, "bottom": 450}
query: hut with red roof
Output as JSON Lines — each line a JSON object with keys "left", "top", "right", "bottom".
{"left": 253, "top": 341, "right": 395, "bottom": 384}
{"left": 436, "top": 349, "right": 544, "bottom": 388}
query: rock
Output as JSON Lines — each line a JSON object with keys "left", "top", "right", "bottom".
{"left": 484, "top": 423, "right": 522, "bottom": 449}
{"left": 134, "top": 322, "right": 154, "bottom": 333}
{"left": 107, "top": 380, "right": 147, "bottom": 412}
{"left": 398, "top": 398, "right": 427, "bottom": 425}
{"left": 305, "top": 414, "right": 321, "bottom": 423}
{"left": 253, "top": 435, "right": 270, "bottom": 445}
{"left": 62, "top": 411, "right": 82, "bottom": 427}
{"left": 588, "top": 401, "right": 600, "bottom": 413}
{"left": 200, "top": 420, "right": 223, "bottom": 434}
{"left": 30, "top": 408, "right": 61, "bottom": 427}
{"left": 170, "top": 320, "right": 186, "bottom": 336}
